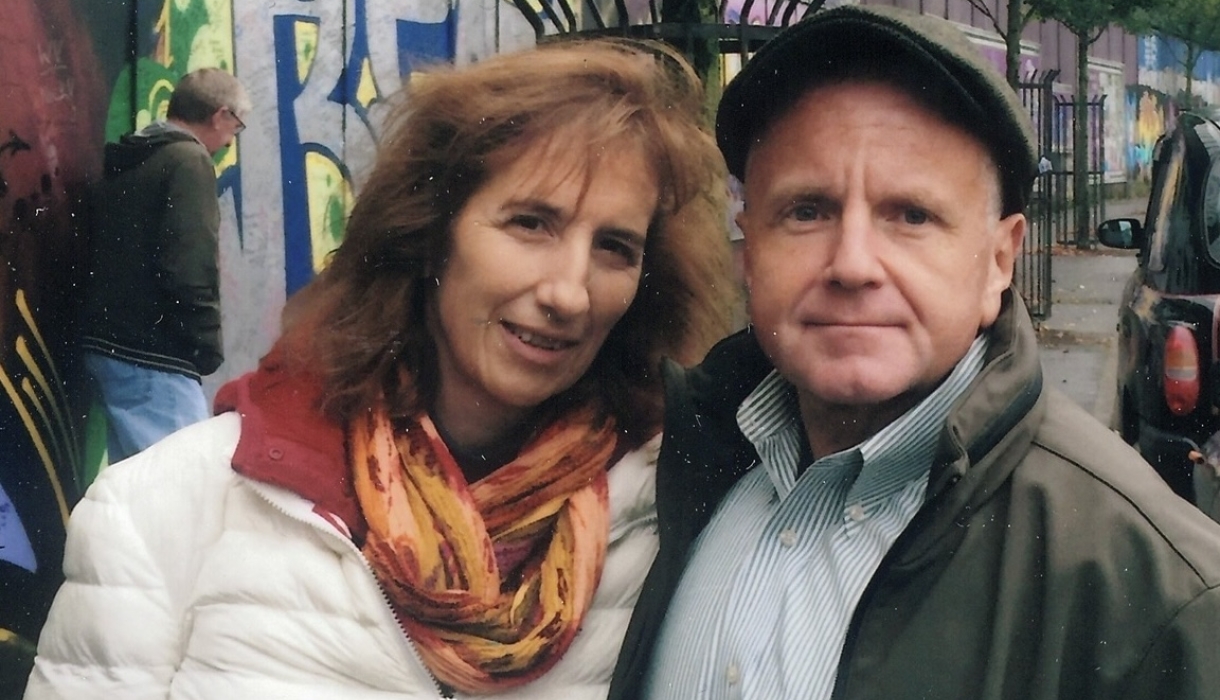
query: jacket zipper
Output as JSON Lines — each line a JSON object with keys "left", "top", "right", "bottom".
{"left": 244, "top": 479, "right": 451, "bottom": 699}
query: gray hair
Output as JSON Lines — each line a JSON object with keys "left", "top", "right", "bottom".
{"left": 167, "top": 68, "right": 251, "bottom": 124}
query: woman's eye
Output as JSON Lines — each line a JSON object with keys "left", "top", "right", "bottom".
{"left": 597, "top": 237, "right": 643, "bottom": 266}
{"left": 508, "top": 214, "right": 545, "bottom": 231}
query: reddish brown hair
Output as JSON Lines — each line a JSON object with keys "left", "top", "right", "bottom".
{"left": 280, "top": 38, "right": 736, "bottom": 446}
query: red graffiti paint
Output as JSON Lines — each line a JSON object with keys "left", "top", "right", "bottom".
{"left": 0, "top": 0, "right": 107, "bottom": 322}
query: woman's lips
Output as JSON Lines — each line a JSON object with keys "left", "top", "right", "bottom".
{"left": 501, "top": 321, "right": 578, "bottom": 351}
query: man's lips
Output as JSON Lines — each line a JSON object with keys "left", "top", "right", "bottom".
{"left": 802, "top": 319, "right": 903, "bottom": 328}
{"left": 501, "top": 321, "right": 579, "bottom": 351}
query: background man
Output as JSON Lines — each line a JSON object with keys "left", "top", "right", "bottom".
{"left": 609, "top": 6, "right": 1220, "bottom": 699}
{"left": 80, "top": 67, "right": 249, "bottom": 464}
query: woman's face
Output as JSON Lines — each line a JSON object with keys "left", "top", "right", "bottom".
{"left": 428, "top": 139, "right": 658, "bottom": 446}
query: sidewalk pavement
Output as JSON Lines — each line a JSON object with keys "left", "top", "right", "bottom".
{"left": 1035, "top": 196, "right": 1145, "bottom": 427}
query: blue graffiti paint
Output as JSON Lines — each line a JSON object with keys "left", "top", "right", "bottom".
{"left": 0, "top": 482, "right": 36, "bottom": 573}
{"left": 398, "top": 9, "right": 456, "bottom": 77}
{"left": 275, "top": 7, "right": 457, "bottom": 294}
{"left": 274, "top": 14, "right": 317, "bottom": 294}
{"left": 329, "top": 0, "right": 381, "bottom": 130}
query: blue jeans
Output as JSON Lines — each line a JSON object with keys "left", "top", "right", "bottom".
{"left": 83, "top": 352, "right": 209, "bottom": 464}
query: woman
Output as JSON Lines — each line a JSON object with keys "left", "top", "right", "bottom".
{"left": 25, "top": 38, "right": 733, "bottom": 699}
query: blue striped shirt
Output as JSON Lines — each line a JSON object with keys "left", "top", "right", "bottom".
{"left": 644, "top": 336, "right": 989, "bottom": 700}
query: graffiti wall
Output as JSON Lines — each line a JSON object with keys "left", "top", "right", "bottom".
{"left": 1127, "top": 85, "right": 1175, "bottom": 184}
{"left": 205, "top": 0, "right": 533, "bottom": 399}
{"left": 1140, "top": 33, "right": 1220, "bottom": 108}
{"left": 0, "top": 0, "right": 117, "bottom": 691}
{"left": 1128, "top": 34, "right": 1219, "bottom": 183}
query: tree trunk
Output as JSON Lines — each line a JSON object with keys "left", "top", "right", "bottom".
{"left": 1074, "top": 31, "right": 1091, "bottom": 250}
{"left": 1186, "top": 45, "right": 1198, "bottom": 106}
{"left": 1005, "top": 0, "right": 1024, "bottom": 88}
{"left": 661, "top": 0, "right": 722, "bottom": 121}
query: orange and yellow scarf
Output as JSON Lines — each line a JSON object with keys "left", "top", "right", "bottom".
{"left": 350, "top": 405, "right": 617, "bottom": 694}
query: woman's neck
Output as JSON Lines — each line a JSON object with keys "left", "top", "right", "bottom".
{"left": 430, "top": 403, "right": 536, "bottom": 483}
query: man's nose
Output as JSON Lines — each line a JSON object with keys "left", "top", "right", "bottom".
{"left": 825, "top": 203, "right": 885, "bottom": 288}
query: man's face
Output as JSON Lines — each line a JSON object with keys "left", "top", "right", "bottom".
{"left": 738, "top": 80, "right": 1024, "bottom": 418}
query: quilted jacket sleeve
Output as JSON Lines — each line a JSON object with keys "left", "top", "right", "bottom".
{"left": 23, "top": 415, "right": 239, "bottom": 699}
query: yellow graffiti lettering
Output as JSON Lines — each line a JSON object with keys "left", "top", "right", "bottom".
{"left": 0, "top": 361, "right": 69, "bottom": 525}
{"left": 305, "top": 151, "right": 352, "bottom": 273}
{"left": 295, "top": 20, "right": 319, "bottom": 85}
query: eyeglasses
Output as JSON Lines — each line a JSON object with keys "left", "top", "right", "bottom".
{"left": 223, "top": 107, "right": 246, "bottom": 135}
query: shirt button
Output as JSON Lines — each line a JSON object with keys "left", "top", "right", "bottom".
{"left": 778, "top": 529, "right": 798, "bottom": 547}
{"left": 268, "top": 447, "right": 284, "bottom": 460}
{"left": 726, "top": 662, "right": 741, "bottom": 685}
{"left": 846, "top": 504, "right": 867, "bottom": 522}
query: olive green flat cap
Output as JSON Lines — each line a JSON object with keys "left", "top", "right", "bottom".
{"left": 717, "top": 5, "right": 1038, "bottom": 216}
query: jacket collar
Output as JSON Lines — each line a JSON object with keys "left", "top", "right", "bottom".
{"left": 691, "top": 288, "right": 1044, "bottom": 517}
{"left": 213, "top": 348, "right": 367, "bottom": 542}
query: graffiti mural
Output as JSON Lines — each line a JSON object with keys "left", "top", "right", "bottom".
{"left": 217, "top": 0, "right": 462, "bottom": 404}
{"left": 1128, "top": 85, "right": 1174, "bottom": 183}
{"left": 1139, "top": 33, "right": 1220, "bottom": 108}
{"left": 1093, "top": 63, "right": 1128, "bottom": 183}
{"left": 0, "top": 0, "right": 113, "bottom": 692}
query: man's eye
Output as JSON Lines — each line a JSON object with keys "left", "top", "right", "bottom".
{"left": 791, "top": 204, "right": 822, "bottom": 221}
{"left": 902, "top": 208, "right": 930, "bottom": 225}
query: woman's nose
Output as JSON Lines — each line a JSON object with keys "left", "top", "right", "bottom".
{"left": 535, "top": 246, "right": 591, "bottom": 319}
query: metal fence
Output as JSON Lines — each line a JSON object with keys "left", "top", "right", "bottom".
{"left": 1015, "top": 72, "right": 1108, "bottom": 321}
{"left": 1016, "top": 73, "right": 1056, "bottom": 320}
{"left": 1048, "top": 95, "right": 1108, "bottom": 247}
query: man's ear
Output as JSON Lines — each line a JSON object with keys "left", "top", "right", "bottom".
{"left": 981, "top": 212, "right": 1025, "bottom": 325}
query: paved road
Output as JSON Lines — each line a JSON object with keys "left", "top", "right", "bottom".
{"left": 1035, "top": 197, "right": 1144, "bottom": 427}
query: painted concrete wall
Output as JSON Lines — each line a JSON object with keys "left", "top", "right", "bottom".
{"left": 0, "top": 0, "right": 112, "bottom": 670}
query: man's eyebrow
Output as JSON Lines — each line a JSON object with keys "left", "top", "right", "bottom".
{"left": 762, "top": 182, "right": 835, "bottom": 204}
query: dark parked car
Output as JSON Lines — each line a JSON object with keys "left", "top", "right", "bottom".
{"left": 1097, "top": 108, "right": 1220, "bottom": 513}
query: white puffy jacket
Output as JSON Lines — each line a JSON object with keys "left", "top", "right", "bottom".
{"left": 25, "top": 413, "right": 660, "bottom": 699}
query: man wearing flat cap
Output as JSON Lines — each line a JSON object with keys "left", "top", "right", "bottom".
{"left": 608, "top": 6, "right": 1220, "bottom": 700}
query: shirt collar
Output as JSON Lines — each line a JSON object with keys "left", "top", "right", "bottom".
{"left": 737, "top": 334, "right": 990, "bottom": 501}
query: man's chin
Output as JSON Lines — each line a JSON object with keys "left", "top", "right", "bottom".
{"left": 791, "top": 373, "right": 919, "bottom": 411}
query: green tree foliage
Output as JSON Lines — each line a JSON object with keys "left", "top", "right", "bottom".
{"left": 1132, "top": 0, "right": 1220, "bottom": 103}
{"left": 661, "top": 0, "right": 723, "bottom": 117}
{"left": 1029, "top": 0, "right": 1158, "bottom": 246}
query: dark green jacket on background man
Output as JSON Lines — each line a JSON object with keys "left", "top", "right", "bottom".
{"left": 80, "top": 124, "right": 222, "bottom": 381}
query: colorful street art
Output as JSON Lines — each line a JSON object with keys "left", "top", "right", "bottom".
{"left": 0, "top": 0, "right": 110, "bottom": 691}
{"left": 1127, "top": 85, "right": 1174, "bottom": 183}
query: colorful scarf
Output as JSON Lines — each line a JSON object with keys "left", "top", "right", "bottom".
{"left": 350, "top": 404, "right": 617, "bottom": 694}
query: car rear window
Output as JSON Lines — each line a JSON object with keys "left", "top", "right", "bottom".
{"left": 1202, "top": 125, "right": 1220, "bottom": 262}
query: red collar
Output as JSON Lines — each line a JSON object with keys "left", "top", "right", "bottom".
{"left": 214, "top": 349, "right": 367, "bottom": 542}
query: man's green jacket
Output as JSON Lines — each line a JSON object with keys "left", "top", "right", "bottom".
{"left": 610, "top": 291, "right": 1220, "bottom": 700}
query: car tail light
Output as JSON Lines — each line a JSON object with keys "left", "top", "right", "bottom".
{"left": 1164, "top": 325, "right": 1200, "bottom": 416}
